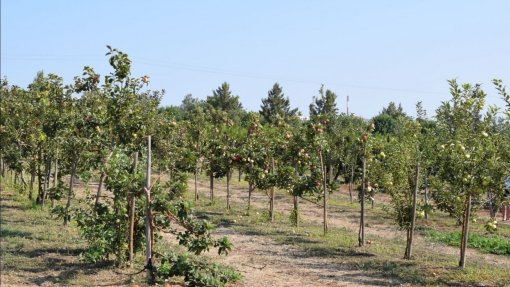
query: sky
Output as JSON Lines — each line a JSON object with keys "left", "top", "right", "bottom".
{"left": 2, "top": 1, "right": 510, "bottom": 119}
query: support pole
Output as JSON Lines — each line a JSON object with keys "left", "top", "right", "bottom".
{"left": 145, "top": 136, "right": 155, "bottom": 284}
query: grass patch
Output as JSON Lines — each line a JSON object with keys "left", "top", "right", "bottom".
{"left": 0, "top": 182, "right": 137, "bottom": 286}
{"left": 424, "top": 229, "right": 510, "bottom": 255}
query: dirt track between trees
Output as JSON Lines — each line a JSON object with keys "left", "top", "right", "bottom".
{"left": 191, "top": 179, "right": 510, "bottom": 287}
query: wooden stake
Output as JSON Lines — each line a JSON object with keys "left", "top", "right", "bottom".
{"left": 145, "top": 136, "right": 155, "bottom": 283}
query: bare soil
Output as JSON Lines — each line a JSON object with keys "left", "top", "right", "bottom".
{"left": 2, "top": 176, "right": 509, "bottom": 287}
{"left": 194, "top": 179, "right": 510, "bottom": 286}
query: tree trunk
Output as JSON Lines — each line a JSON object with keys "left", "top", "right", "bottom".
{"left": 327, "top": 161, "right": 332, "bottom": 199}
{"left": 238, "top": 167, "right": 242, "bottom": 182}
{"left": 157, "top": 160, "right": 161, "bottom": 178}
{"left": 424, "top": 172, "right": 429, "bottom": 221}
{"left": 128, "top": 152, "right": 138, "bottom": 264}
{"left": 293, "top": 195, "right": 299, "bottom": 228}
{"left": 36, "top": 148, "right": 44, "bottom": 205}
{"left": 41, "top": 158, "right": 51, "bottom": 208}
{"left": 29, "top": 170, "right": 35, "bottom": 200}
{"left": 226, "top": 171, "right": 231, "bottom": 210}
{"left": 64, "top": 157, "right": 77, "bottom": 226}
{"left": 168, "top": 167, "right": 173, "bottom": 183}
{"left": 51, "top": 158, "right": 58, "bottom": 208}
{"left": 53, "top": 158, "right": 58, "bottom": 186}
{"left": 459, "top": 194, "right": 472, "bottom": 269}
{"left": 359, "top": 156, "right": 366, "bottom": 247}
{"left": 488, "top": 192, "right": 496, "bottom": 218}
{"left": 269, "top": 158, "right": 275, "bottom": 222}
{"left": 95, "top": 151, "right": 113, "bottom": 207}
{"left": 20, "top": 170, "right": 27, "bottom": 190}
{"left": 328, "top": 161, "right": 332, "bottom": 184}
{"left": 349, "top": 164, "right": 355, "bottom": 204}
{"left": 404, "top": 230, "right": 411, "bottom": 259}
{"left": 94, "top": 172, "right": 106, "bottom": 207}
{"left": 144, "top": 136, "right": 155, "bottom": 284}
{"left": 45, "top": 159, "right": 51, "bottom": 190}
{"left": 404, "top": 164, "right": 420, "bottom": 260}
{"left": 194, "top": 169, "right": 199, "bottom": 201}
{"left": 209, "top": 173, "right": 214, "bottom": 202}
{"left": 320, "top": 150, "right": 328, "bottom": 235}
{"left": 248, "top": 182, "right": 253, "bottom": 213}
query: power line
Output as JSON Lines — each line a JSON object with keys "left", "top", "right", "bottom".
{"left": 133, "top": 58, "right": 447, "bottom": 96}
{"left": 2, "top": 54, "right": 506, "bottom": 100}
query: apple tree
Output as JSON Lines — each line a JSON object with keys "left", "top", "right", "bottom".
{"left": 433, "top": 80, "right": 508, "bottom": 268}
{"left": 371, "top": 117, "right": 422, "bottom": 259}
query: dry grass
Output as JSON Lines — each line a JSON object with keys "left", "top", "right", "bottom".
{"left": 0, "top": 180, "right": 147, "bottom": 287}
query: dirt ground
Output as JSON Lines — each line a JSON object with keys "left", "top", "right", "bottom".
{"left": 2, "top": 177, "right": 509, "bottom": 287}
{"left": 193, "top": 179, "right": 510, "bottom": 287}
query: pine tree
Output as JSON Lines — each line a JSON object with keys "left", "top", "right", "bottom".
{"left": 309, "top": 84, "right": 338, "bottom": 119}
{"left": 206, "top": 82, "right": 244, "bottom": 123}
{"left": 259, "top": 83, "right": 299, "bottom": 125}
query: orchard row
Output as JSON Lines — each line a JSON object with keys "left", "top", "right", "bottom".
{"left": 1, "top": 47, "right": 509, "bottom": 284}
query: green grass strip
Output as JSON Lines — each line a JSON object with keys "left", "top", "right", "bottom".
{"left": 424, "top": 229, "right": 510, "bottom": 255}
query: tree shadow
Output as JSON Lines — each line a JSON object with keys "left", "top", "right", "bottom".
{"left": 3, "top": 243, "right": 117, "bottom": 285}
{"left": 283, "top": 242, "right": 376, "bottom": 259}
{"left": 287, "top": 250, "right": 427, "bottom": 286}
{"left": 273, "top": 233, "right": 431, "bottom": 285}
{"left": 0, "top": 202, "right": 27, "bottom": 212}
{"left": 0, "top": 227, "right": 33, "bottom": 239}
{"left": 280, "top": 235, "right": 323, "bottom": 245}
{"left": 194, "top": 210, "right": 223, "bottom": 220}
{"left": 236, "top": 227, "right": 288, "bottom": 237}
{"left": 15, "top": 246, "right": 86, "bottom": 258}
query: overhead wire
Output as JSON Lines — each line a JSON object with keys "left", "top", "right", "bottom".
{"left": 1, "top": 54, "right": 506, "bottom": 101}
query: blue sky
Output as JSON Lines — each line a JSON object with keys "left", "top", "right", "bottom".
{"left": 2, "top": 1, "right": 510, "bottom": 118}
